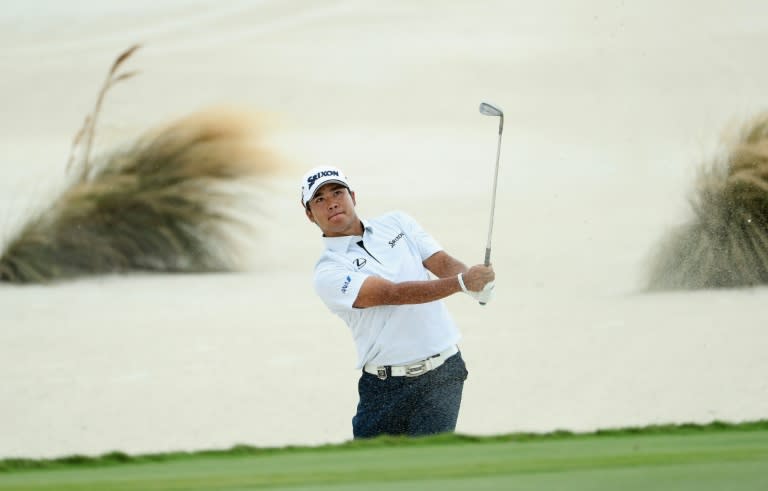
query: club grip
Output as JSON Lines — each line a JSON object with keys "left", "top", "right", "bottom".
{"left": 480, "top": 247, "right": 492, "bottom": 305}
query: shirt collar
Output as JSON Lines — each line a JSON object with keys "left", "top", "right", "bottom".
{"left": 322, "top": 219, "right": 373, "bottom": 253}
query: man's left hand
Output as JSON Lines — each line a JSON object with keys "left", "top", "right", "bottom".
{"left": 477, "top": 281, "right": 495, "bottom": 305}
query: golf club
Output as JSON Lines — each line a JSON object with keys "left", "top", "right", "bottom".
{"left": 478, "top": 101, "right": 503, "bottom": 305}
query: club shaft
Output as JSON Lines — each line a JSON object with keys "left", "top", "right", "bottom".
{"left": 484, "top": 117, "right": 503, "bottom": 266}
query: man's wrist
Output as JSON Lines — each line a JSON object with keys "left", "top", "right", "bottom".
{"left": 457, "top": 272, "right": 469, "bottom": 293}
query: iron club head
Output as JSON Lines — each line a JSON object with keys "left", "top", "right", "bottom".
{"left": 479, "top": 102, "right": 503, "bottom": 117}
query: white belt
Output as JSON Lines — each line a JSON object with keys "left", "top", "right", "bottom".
{"left": 363, "top": 345, "right": 459, "bottom": 380}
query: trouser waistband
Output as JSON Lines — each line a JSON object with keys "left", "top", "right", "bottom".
{"left": 363, "top": 345, "right": 459, "bottom": 380}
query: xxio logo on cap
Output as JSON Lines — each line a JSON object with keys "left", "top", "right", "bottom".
{"left": 307, "top": 170, "right": 340, "bottom": 190}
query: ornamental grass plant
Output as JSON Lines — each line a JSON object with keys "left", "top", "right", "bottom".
{"left": 647, "top": 113, "right": 768, "bottom": 289}
{"left": 0, "top": 46, "right": 278, "bottom": 283}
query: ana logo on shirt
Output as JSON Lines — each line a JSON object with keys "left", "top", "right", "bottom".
{"left": 341, "top": 275, "right": 352, "bottom": 294}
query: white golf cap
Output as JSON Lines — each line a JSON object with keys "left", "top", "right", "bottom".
{"left": 300, "top": 165, "right": 351, "bottom": 207}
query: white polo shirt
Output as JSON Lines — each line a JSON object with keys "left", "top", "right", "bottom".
{"left": 313, "top": 211, "right": 461, "bottom": 369}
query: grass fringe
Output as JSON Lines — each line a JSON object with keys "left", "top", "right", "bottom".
{"left": 2, "top": 419, "right": 766, "bottom": 473}
{"left": 646, "top": 112, "right": 768, "bottom": 289}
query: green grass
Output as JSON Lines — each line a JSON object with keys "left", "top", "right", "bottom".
{"left": 1, "top": 421, "right": 767, "bottom": 490}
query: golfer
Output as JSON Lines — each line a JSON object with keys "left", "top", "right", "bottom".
{"left": 301, "top": 165, "right": 495, "bottom": 438}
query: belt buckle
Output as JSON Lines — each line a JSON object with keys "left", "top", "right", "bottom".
{"left": 377, "top": 367, "right": 388, "bottom": 380}
{"left": 405, "top": 361, "right": 428, "bottom": 377}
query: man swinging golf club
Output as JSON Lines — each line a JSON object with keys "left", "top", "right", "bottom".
{"left": 300, "top": 148, "right": 496, "bottom": 438}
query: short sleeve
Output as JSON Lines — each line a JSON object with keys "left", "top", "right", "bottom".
{"left": 313, "top": 262, "right": 368, "bottom": 313}
{"left": 393, "top": 211, "right": 443, "bottom": 260}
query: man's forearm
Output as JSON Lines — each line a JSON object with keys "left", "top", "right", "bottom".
{"left": 353, "top": 275, "right": 462, "bottom": 308}
{"left": 423, "top": 251, "right": 468, "bottom": 279}
{"left": 385, "top": 276, "right": 463, "bottom": 305}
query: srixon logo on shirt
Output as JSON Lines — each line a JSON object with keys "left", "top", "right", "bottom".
{"left": 388, "top": 232, "right": 406, "bottom": 248}
{"left": 306, "top": 170, "right": 340, "bottom": 190}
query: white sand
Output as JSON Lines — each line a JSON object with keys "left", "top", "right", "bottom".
{"left": 1, "top": 0, "right": 767, "bottom": 459}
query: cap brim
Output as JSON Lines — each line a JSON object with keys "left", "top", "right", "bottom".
{"left": 304, "top": 179, "right": 350, "bottom": 206}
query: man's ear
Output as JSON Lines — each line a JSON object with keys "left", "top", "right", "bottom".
{"left": 350, "top": 190, "right": 356, "bottom": 205}
{"left": 305, "top": 207, "right": 315, "bottom": 223}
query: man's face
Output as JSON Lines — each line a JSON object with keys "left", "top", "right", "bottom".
{"left": 305, "top": 183, "right": 359, "bottom": 237}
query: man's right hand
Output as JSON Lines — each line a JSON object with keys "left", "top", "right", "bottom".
{"left": 462, "top": 264, "right": 495, "bottom": 292}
